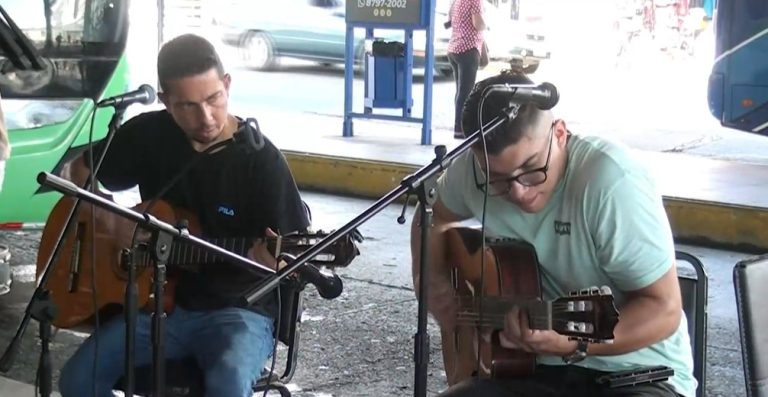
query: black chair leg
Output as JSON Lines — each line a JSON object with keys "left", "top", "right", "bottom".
{"left": 253, "top": 381, "right": 292, "bottom": 397}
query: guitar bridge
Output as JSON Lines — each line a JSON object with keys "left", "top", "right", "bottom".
{"left": 67, "top": 222, "right": 85, "bottom": 293}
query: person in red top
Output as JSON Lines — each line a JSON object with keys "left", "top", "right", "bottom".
{"left": 447, "top": 0, "right": 485, "bottom": 139}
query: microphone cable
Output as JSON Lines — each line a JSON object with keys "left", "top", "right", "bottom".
{"left": 471, "top": 84, "right": 520, "bottom": 376}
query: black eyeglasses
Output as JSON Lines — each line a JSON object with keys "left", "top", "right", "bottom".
{"left": 472, "top": 123, "right": 555, "bottom": 196}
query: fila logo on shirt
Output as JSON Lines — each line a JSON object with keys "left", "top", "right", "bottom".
{"left": 217, "top": 205, "right": 235, "bottom": 216}
{"left": 554, "top": 220, "right": 571, "bottom": 236}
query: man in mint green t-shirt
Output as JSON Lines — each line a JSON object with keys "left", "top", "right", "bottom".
{"left": 410, "top": 72, "right": 695, "bottom": 397}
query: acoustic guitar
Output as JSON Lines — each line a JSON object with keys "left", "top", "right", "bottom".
{"left": 36, "top": 197, "right": 360, "bottom": 329}
{"left": 441, "top": 227, "right": 620, "bottom": 386}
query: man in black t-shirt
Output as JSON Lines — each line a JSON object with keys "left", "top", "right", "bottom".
{"left": 58, "top": 34, "right": 310, "bottom": 397}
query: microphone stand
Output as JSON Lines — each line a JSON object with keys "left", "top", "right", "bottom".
{"left": 242, "top": 112, "right": 514, "bottom": 397}
{"left": 35, "top": 172, "right": 278, "bottom": 394}
{"left": 0, "top": 105, "right": 128, "bottom": 397}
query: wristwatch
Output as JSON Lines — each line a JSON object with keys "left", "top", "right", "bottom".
{"left": 562, "top": 340, "right": 589, "bottom": 365}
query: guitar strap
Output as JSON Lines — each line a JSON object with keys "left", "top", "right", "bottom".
{"left": 149, "top": 136, "right": 233, "bottom": 203}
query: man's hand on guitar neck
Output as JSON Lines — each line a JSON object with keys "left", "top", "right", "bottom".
{"left": 499, "top": 306, "right": 579, "bottom": 356}
{"left": 247, "top": 227, "right": 279, "bottom": 270}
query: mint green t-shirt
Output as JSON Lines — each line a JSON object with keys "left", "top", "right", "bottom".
{"left": 437, "top": 134, "right": 696, "bottom": 397}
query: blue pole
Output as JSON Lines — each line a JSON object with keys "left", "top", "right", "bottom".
{"left": 404, "top": 29, "right": 414, "bottom": 119}
{"left": 343, "top": 25, "right": 355, "bottom": 137}
{"left": 421, "top": 0, "right": 436, "bottom": 145}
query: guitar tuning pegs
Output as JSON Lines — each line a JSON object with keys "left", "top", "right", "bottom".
{"left": 600, "top": 285, "right": 613, "bottom": 295}
{"left": 565, "top": 321, "right": 592, "bottom": 334}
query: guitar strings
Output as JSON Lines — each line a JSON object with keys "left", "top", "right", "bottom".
{"left": 456, "top": 316, "right": 588, "bottom": 325}
{"left": 454, "top": 301, "right": 580, "bottom": 310}
{"left": 455, "top": 312, "right": 581, "bottom": 320}
{"left": 455, "top": 313, "right": 590, "bottom": 324}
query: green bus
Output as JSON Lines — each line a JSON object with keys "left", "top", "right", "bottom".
{"left": 0, "top": 0, "right": 131, "bottom": 229}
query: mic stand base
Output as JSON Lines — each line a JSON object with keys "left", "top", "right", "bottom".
{"left": 122, "top": 249, "right": 138, "bottom": 397}
{"left": 149, "top": 228, "right": 173, "bottom": 397}
{"left": 412, "top": 147, "right": 442, "bottom": 397}
{"left": 31, "top": 290, "right": 56, "bottom": 397}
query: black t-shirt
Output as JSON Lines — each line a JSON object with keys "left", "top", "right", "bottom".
{"left": 89, "top": 110, "right": 310, "bottom": 319}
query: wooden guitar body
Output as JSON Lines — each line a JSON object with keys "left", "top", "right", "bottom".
{"left": 36, "top": 198, "right": 191, "bottom": 329}
{"left": 441, "top": 227, "right": 619, "bottom": 386}
{"left": 443, "top": 227, "right": 542, "bottom": 384}
{"left": 36, "top": 197, "right": 360, "bottom": 329}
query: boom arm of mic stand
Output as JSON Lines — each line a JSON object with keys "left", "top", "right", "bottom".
{"left": 242, "top": 114, "right": 511, "bottom": 397}
{"left": 36, "top": 172, "right": 277, "bottom": 277}
{"left": 243, "top": 112, "right": 511, "bottom": 302}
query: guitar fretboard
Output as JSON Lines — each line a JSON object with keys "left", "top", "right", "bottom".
{"left": 169, "top": 237, "right": 253, "bottom": 266}
{"left": 136, "top": 236, "right": 263, "bottom": 269}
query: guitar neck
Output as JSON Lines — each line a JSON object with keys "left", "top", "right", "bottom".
{"left": 132, "top": 231, "right": 357, "bottom": 271}
{"left": 168, "top": 237, "right": 254, "bottom": 266}
{"left": 136, "top": 236, "right": 274, "bottom": 269}
{"left": 457, "top": 296, "right": 554, "bottom": 330}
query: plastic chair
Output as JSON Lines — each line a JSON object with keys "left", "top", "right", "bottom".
{"left": 676, "top": 250, "right": 708, "bottom": 397}
{"left": 734, "top": 254, "right": 768, "bottom": 397}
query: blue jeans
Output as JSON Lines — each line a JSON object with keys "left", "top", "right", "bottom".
{"left": 59, "top": 306, "right": 275, "bottom": 397}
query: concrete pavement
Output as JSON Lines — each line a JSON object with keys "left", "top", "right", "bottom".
{"left": 0, "top": 192, "right": 754, "bottom": 396}
{"left": 239, "top": 107, "right": 768, "bottom": 252}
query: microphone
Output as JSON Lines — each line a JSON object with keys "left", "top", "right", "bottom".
{"left": 486, "top": 82, "right": 559, "bottom": 110}
{"left": 297, "top": 262, "right": 343, "bottom": 300}
{"left": 277, "top": 253, "right": 343, "bottom": 299}
{"left": 97, "top": 84, "right": 156, "bottom": 108}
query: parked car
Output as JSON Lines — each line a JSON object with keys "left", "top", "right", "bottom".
{"left": 432, "top": 0, "right": 551, "bottom": 75}
{"left": 483, "top": 1, "right": 551, "bottom": 74}
{"left": 215, "top": 0, "right": 454, "bottom": 76}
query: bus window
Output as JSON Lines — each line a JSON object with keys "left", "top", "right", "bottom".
{"left": 0, "top": 0, "right": 128, "bottom": 100}
{"left": 0, "top": 0, "right": 130, "bottom": 227}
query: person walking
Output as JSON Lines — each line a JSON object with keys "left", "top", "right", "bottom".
{"left": 447, "top": 0, "right": 485, "bottom": 139}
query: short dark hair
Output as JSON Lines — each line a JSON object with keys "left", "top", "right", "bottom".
{"left": 157, "top": 34, "right": 225, "bottom": 92}
{"left": 462, "top": 71, "right": 546, "bottom": 156}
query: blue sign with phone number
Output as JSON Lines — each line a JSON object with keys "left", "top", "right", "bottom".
{"left": 347, "top": 0, "right": 424, "bottom": 25}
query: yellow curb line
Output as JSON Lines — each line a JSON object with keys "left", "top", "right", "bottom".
{"left": 284, "top": 151, "right": 413, "bottom": 199}
{"left": 663, "top": 198, "right": 768, "bottom": 253}
{"left": 285, "top": 151, "right": 768, "bottom": 252}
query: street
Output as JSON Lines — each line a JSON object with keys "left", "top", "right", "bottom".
{"left": 206, "top": 22, "right": 768, "bottom": 166}
{"left": 0, "top": 191, "right": 754, "bottom": 396}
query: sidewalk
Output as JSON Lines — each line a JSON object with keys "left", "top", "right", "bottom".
{"left": 242, "top": 107, "right": 768, "bottom": 252}
{"left": 0, "top": 375, "right": 60, "bottom": 397}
